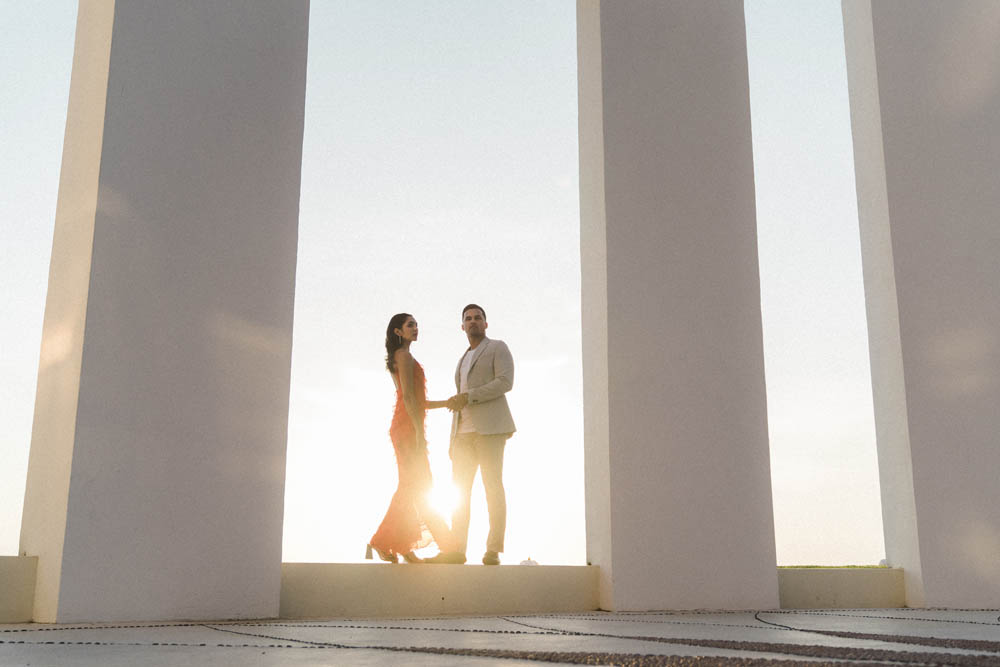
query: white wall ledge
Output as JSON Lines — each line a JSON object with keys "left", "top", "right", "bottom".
{"left": 778, "top": 567, "right": 905, "bottom": 609}
{"left": 0, "top": 563, "right": 910, "bottom": 623}
{"left": 280, "top": 563, "right": 600, "bottom": 619}
{"left": 0, "top": 556, "right": 37, "bottom": 623}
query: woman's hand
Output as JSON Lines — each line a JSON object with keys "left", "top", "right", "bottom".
{"left": 447, "top": 393, "right": 469, "bottom": 411}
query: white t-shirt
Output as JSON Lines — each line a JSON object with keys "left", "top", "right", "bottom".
{"left": 458, "top": 348, "right": 477, "bottom": 434}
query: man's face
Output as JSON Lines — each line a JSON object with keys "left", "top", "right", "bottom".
{"left": 462, "top": 308, "right": 487, "bottom": 338}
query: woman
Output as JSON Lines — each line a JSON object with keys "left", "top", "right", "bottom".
{"left": 367, "top": 313, "right": 462, "bottom": 563}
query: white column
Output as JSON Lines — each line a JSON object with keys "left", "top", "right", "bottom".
{"left": 578, "top": 0, "right": 779, "bottom": 611}
{"left": 19, "top": 0, "right": 309, "bottom": 622}
{"left": 843, "top": 0, "right": 1000, "bottom": 608}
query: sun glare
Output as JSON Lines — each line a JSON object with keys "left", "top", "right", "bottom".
{"left": 428, "top": 482, "right": 457, "bottom": 519}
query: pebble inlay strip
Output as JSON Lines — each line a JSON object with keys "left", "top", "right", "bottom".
{"left": 4, "top": 611, "right": 1000, "bottom": 666}
{"left": 503, "top": 617, "right": 1000, "bottom": 666}
{"left": 0, "top": 639, "right": 902, "bottom": 666}
{"left": 389, "top": 647, "right": 900, "bottom": 666}
{"left": 753, "top": 612, "right": 1000, "bottom": 653}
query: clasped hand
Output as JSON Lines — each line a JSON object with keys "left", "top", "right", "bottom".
{"left": 446, "top": 393, "right": 469, "bottom": 412}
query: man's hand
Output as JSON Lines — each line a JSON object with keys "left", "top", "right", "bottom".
{"left": 447, "top": 393, "right": 469, "bottom": 411}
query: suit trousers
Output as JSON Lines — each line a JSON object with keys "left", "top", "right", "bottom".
{"left": 450, "top": 431, "right": 507, "bottom": 554}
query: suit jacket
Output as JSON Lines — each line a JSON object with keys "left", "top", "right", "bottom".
{"left": 450, "top": 336, "right": 516, "bottom": 439}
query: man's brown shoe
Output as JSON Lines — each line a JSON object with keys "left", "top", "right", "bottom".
{"left": 425, "top": 551, "right": 466, "bottom": 564}
{"left": 482, "top": 550, "right": 500, "bottom": 565}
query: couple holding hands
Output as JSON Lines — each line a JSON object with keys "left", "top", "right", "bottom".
{"left": 366, "top": 304, "right": 515, "bottom": 566}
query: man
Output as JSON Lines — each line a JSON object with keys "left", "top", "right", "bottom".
{"left": 427, "top": 304, "right": 515, "bottom": 565}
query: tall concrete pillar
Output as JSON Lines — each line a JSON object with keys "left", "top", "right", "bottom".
{"left": 19, "top": 0, "right": 309, "bottom": 622}
{"left": 843, "top": 0, "right": 1000, "bottom": 608}
{"left": 578, "top": 0, "right": 779, "bottom": 610}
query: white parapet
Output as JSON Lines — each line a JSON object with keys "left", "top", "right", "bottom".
{"left": 843, "top": 0, "right": 1000, "bottom": 608}
{"left": 777, "top": 568, "right": 905, "bottom": 610}
{"left": 0, "top": 557, "right": 37, "bottom": 623}
{"left": 280, "top": 564, "right": 600, "bottom": 619}
{"left": 19, "top": 0, "right": 309, "bottom": 622}
{"left": 577, "top": 0, "right": 779, "bottom": 611}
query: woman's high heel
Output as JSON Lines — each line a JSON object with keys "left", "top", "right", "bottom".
{"left": 400, "top": 551, "right": 423, "bottom": 564}
{"left": 366, "top": 543, "right": 398, "bottom": 563}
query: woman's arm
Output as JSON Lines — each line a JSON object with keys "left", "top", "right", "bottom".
{"left": 395, "top": 349, "right": 426, "bottom": 448}
{"left": 425, "top": 399, "right": 450, "bottom": 409}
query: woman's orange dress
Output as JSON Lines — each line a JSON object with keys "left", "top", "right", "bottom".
{"left": 369, "top": 361, "right": 436, "bottom": 556}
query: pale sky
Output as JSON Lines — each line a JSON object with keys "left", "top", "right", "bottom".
{"left": 0, "top": 1, "right": 883, "bottom": 566}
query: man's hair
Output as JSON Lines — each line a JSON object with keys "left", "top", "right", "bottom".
{"left": 462, "top": 303, "right": 486, "bottom": 320}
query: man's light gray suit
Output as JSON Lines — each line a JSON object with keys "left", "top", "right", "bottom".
{"left": 450, "top": 336, "right": 515, "bottom": 555}
{"left": 450, "top": 337, "right": 516, "bottom": 439}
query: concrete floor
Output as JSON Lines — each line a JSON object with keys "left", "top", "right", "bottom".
{"left": 2, "top": 608, "right": 999, "bottom": 665}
